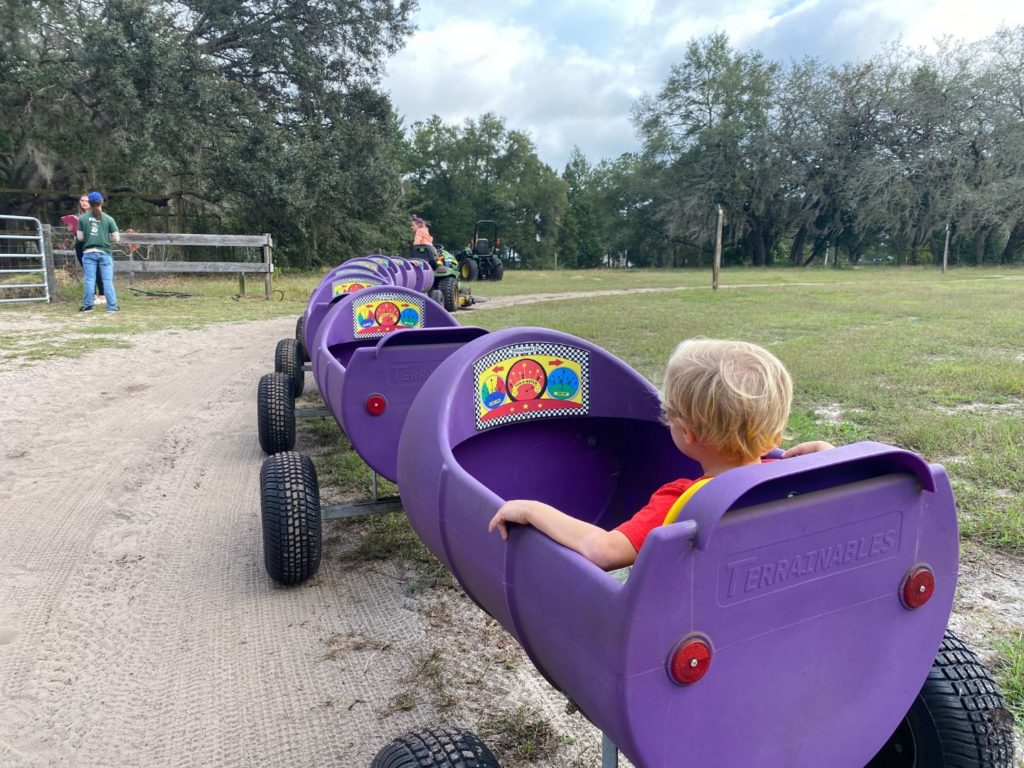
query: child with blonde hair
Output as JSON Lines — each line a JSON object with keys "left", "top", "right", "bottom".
{"left": 488, "top": 339, "right": 832, "bottom": 570}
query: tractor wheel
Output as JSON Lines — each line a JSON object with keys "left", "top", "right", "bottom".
{"left": 259, "top": 451, "right": 321, "bottom": 585}
{"left": 460, "top": 258, "right": 479, "bottom": 282}
{"left": 371, "top": 727, "right": 500, "bottom": 768}
{"left": 429, "top": 289, "right": 443, "bottom": 305}
{"left": 491, "top": 261, "right": 504, "bottom": 281}
{"left": 275, "top": 338, "right": 304, "bottom": 398}
{"left": 438, "top": 277, "right": 458, "bottom": 312}
{"left": 295, "top": 314, "right": 308, "bottom": 363}
{"left": 257, "top": 372, "right": 295, "bottom": 455}
{"left": 866, "top": 630, "right": 1014, "bottom": 767}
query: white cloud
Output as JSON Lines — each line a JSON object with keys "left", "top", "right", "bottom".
{"left": 383, "top": 1, "right": 1024, "bottom": 169}
{"left": 384, "top": 18, "right": 643, "bottom": 168}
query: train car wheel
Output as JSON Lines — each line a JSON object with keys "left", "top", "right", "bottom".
{"left": 866, "top": 630, "right": 1014, "bottom": 767}
{"left": 371, "top": 727, "right": 500, "bottom": 768}
{"left": 295, "top": 315, "right": 308, "bottom": 363}
{"left": 275, "top": 338, "right": 305, "bottom": 397}
{"left": 260, "top": 451, "right": 321, "bottom": 585}
{"left": 257, "top": 372, "right": 296, "bottom": 454}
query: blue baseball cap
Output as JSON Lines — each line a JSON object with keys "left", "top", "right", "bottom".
{"left": 87, "top": 191, "right": 104, "bottom": 204}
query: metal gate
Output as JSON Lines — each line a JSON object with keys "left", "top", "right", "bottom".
{"left": 0, "top": 215, "right": 51, "bottom": 303}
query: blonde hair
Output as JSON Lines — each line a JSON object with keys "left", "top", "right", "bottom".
{"left": 661, "top": 339, "right": 793, "bottom": 462}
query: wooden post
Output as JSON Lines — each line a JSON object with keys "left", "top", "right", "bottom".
{"left": 712, "top": 205, "right": 724, "bottom": 290}
{"left": 41, "top": 224, "right": 58, "bottom": 303}
{"left": 239, "top": 272, "right": 246, "bottom": 296}
{"left": 127, "top": 233, "right": 135, "bottom": 287}
{"left": 262, "top": 235, "right": 273, "bottom": 300}
{"left": 942, "top": 222, "right": 951, "bottom": 275}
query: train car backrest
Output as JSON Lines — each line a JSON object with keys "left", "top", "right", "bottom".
{"left": 313, "top": 256, "right": 394, "bottom": 295}
{"left": 311, "top": 285, "right": 460, "bottom": 408}
{"left": 411, "top": 243, "right": 437, "bottom": 262}
{"left": 316, "top": 286, "right": 456, "bottom": 362}
{"left": 340, "top": 326, "right": 491, "bottom": 482}
{"left": 303, "top": 267, "right": 391, "bottom": 355}
{"left": 445, "top": 329, "right": 700, "bottom": 529}
{"left": 622, "top": 442, "right": 958, "bottom": 663}
{"left": 601, "top": 444, "right": 960, "bottom": 768}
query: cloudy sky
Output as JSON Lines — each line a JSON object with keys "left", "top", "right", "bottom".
{"left": 382, "top": 0, "right": 1024, "bottom": 170}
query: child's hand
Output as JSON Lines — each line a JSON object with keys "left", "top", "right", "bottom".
{"left": 782, "top": 441, "right": 835, "bottom": 458}
{"left": 487, "top": 500, "right": 536, "bottom": 540}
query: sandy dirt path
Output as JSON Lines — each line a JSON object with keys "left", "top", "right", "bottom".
{"left": 0, "top": 317, "right": 445, "bottom": 766}
{"left": 0, "top": 314, "right": 612, "bottom": 768}
{"left": 0, "top": 308, "right": 1019, "bottom": 767}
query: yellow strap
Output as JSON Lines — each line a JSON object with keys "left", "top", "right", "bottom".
{"left": 662, "top": 477, "right": 713, "bottom": 526}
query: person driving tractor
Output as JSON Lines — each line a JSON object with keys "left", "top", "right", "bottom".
{"left": 411, "top": 215, "right": 432, "bottom": 246}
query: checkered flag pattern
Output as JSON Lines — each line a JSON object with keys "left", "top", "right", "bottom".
{"left": 351, "top": 292, "right": 425, "bottom": 338}
{"left": 472, "top": 342, "right": 591, "bottom": 431}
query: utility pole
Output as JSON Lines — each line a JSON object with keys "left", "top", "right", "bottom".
{"left": 942, "top": 221, "right": 951, "bottom": 275}
{"left": 713, "top": 205, "right": 724, "bottom": 290}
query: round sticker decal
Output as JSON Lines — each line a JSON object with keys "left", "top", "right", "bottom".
{"left": 480, "top": 373, "right": 507, "bottom": 410}
{"left": 546, "top": 367, "right": 580, "bottom": 400}
{"left": 506, "top": 359, "right": 546, "bottom": 401}
{"left": 374, "top": 301, "right": 400, "bottom": 327}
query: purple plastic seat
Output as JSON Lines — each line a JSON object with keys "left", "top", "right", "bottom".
{"left": 339, "top": 256, "right": 397, "bottom": 283}
{"left": 396, "top": 327, "right": 958, "bottom": 768}
{"left": 302, "top": 265, "right": 392, "bottom": 358}
{"left": 311, "top": 285, "right": 485, "bottom": 481}
{"left": 407, "top": 258, "right": 434, "bottom": 293}
{"left": 313, "top": 257, "right": 393, "bottom": 292}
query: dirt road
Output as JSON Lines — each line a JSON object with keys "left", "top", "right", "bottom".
{"left": 0, "top": 316, "right": 506, "bottom": 767}
{"left": 0, "top": 312, "right": 1019, "bottom": 767}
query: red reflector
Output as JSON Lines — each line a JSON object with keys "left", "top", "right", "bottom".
{"left": 901, "top": 565, "right": 935, "bottom": 609}
{"left": 668, "top": 637, "right": 712, "bottom": 685}
{"left": 365, "top": 394, "right": 387, "bottom": 416}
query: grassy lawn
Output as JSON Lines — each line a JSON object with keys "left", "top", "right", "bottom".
{"left": 470, "top": 270, "right": 1024, "bottom": 556}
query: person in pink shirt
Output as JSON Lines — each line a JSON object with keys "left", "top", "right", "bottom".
{"left": 411, "top": 215, "right": 433, "bottom": 246}
{"left": 63, "top": 194, "right": 105, "bottom": 303}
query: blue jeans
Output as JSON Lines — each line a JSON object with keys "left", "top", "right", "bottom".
{"left": 82, "top": 251, "right": 118, "bottom": 310}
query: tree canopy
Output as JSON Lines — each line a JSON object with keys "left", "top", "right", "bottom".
{"left": 4, "top": 10, "right": 1024, "bottom": 268}
{"left": 402, "top": 113, "right": 565, "bottom": 267}
{"left": 1, "top": 0, "right": 415, "bottom": 264}
{"left": 628, "top": 29, "right": 1024, "bottom": 267}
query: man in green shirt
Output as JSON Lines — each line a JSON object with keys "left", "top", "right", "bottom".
{"left": 76, "top": 191, "right": 120, "bottom": 312}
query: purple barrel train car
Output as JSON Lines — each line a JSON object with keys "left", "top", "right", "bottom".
{"left": 310, "top": 285, "right": 486, "bottom": 482}
{"left": 390, "top": 327, "right": 1013, "bottom": 767}
{"left": 258, "top": 255, "right": 440, "bottom": 456}
{"left": 257, "top": 260, "right": 1013, "bottom": 768}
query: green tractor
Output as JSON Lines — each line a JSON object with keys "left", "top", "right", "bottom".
{"left": 456, "top": 220, "right": 505, "bottom": 282}
{"left": 411, "top": 243, "right": 473, "bottom": 312}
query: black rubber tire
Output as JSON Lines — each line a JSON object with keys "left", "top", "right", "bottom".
{"left": 295, "top": 314, "right": 308, "bottom": 363}
{"left": 257, "top": 372, "right": 296, "bottom": 455}
{"left": 275, "top": 338, "right": 304, "bottom": 397}
{"left": 438, "top": 277, "right": 458, "bottom": 312}
{"left": 259, "top": 451, "right": 321, "bottom": 585}
{"left": 429, "top": 289, "right": 443, "bottom": 304}
{"left": 460, "top": 258, "right": 479, "bottom": 282}
{"left": 866, "top": 630, "right": 1014, "bottom": 768}
{"left": 371, "top": 727, "right": 500, "bottom": 768}
{"left": 491, "top": 261, "right": 504, "bottom": 281}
